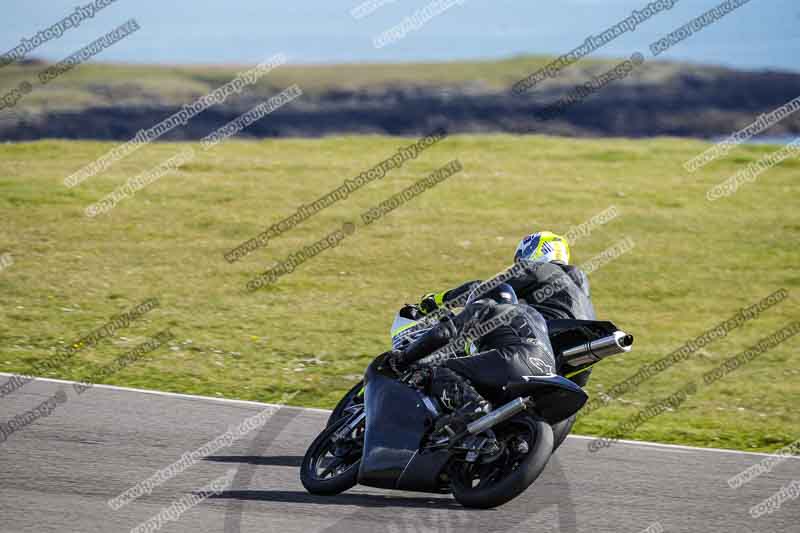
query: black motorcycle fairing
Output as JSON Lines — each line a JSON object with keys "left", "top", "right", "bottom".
{"left": 396, "top": 449, "right": 452, "bottom": 493}
{"left": 357, "top": 359, "right": 438, "bottom": 490}
{"left": 504, "top": 374, "right": 588, "bottom": 424}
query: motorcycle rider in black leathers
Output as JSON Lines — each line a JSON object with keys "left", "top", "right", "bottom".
{"left": 417, "top": 231, "right": 596, "bottom": 387}
{"left": 388, "top": 283, "right": 557, "bottom": 433}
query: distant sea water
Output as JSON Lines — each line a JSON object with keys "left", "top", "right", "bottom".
{"left": 711, "top": 136, "right": 798, "bottom": 146}
{"left": 1, "top": 0, "right": 798, "bottom": 72}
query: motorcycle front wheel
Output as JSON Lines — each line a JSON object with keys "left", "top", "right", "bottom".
{"left": 326, "top": 380, "right": 364, "bottom": 427}
{"left": 301, "top": 415, "right": 362, "bottom": 495}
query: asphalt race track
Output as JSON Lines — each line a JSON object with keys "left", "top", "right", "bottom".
{"left": 1, "top": 376, "right": 798, "bottom": 533}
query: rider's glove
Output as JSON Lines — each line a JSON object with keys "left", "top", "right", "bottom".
{"left": 419, "top": 292, "right": 444, "bottom": 315}
{"left": 380, "top": 349, "right": 407, "bottom": 375}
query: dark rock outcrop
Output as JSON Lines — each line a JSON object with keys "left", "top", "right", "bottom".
{"left": 2, "top": 66, "right": 799, "bottom": 141}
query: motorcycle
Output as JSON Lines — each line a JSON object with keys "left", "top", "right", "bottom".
{"left": 301, "top": 318, "right": 633, "bottom": 508}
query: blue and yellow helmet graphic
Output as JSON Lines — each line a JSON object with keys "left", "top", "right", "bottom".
{"left": 514, "top": 231, "right": 570, "bottom": 264}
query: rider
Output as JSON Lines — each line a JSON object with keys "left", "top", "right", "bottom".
{"left": 420, "top": 231, "right": 595, "bottom": 321}
{"left": 417, "top": 231, "right": 596, "bottom": 385}
{"left": 388, "top": 283, "right": 557, "bottom": 434}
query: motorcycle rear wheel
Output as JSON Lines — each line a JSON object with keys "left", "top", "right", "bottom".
{"left": 450, "top": 416, "right": 553, "bottom": 509}
{"left": 551, "top": 414, "right": 576, "bottom": 451}
{"left": 552, "top": 367, "right": 592, "bottom": 451}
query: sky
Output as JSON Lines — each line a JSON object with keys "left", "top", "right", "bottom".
{"left": 1, "top": 0, "right": 797, "bottom": 72}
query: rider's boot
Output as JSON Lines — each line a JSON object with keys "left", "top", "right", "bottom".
{"left": 430, "top": 367, "right": 490, "bottom": 436}
{"left": 433, "top": 400, "right": 489, "bottom": 436}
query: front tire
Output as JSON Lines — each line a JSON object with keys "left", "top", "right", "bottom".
{"left": 301, "top": 416, "right": 362, "bottom": 495}
{"left": 450, "top": 417, "right": 553, "bottom": 509}
{"left": 326, "top": 380, "right": 364, "bottom": 427}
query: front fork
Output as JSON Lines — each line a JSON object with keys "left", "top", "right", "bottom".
{"left": 332, "top": 406, "right": 365, "bottom": 443}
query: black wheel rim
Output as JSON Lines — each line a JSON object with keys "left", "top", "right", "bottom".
{"left": 308, "top": 420, "right": 363, "bottom": 481}
{"left": 452, "top": 419, "right": 536, "bottom": 491}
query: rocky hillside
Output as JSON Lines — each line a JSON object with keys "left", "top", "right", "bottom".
{"left": 1, "top": 57, "right": 798, "bottom": 140}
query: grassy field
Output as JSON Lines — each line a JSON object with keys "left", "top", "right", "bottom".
{"left": 0, "top": 133, "right": 798, "bottom": 452}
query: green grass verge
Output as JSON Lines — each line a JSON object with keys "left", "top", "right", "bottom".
{"left": 0, "top": 133, "right": 797, "bottom": 452}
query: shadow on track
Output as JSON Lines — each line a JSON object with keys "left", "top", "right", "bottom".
{"left": 221, "top": 407, "right": 578, "bottom": 532}
{"left": 212, "top": 489, "right": 464, "bottom": 510}
{"left": 205, "top": 455, "right": 303, "bottom": 467}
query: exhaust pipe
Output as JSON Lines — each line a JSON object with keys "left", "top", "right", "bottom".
{"left": 456, "top": 333, "right": 634, "bottom": 438}
{"left": 466, "top": 397, "right": 527, "bottom": 435}
{"left": 561, "top": 330, "right": 633, "bottom": 367}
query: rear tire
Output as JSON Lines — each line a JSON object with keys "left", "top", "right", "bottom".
{"left": 552, "top": 368, "right": 592, "bottom": 452}
{"left": 450, "top": 417, "right": 553, "bottom": 509}
{"left": 301, "top": 416, "right": 361, "bottom": 495}
{"left": 551, "top": 414, "right": 576, "bottom": 451}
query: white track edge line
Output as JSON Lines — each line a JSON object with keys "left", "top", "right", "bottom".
{"left": 2, "top": 372, "right": 796, "bottom": 459}
{"left": 565, "top": 434, "right": 799, "bottom": 459}
{"left": 0, "top": 372, "right": 330, "bottom": 414}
